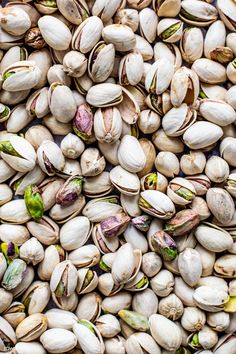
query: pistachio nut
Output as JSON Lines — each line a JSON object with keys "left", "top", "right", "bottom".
{"left": 63, "top": 50, "right": 87, "bottom": 78}
{"left": 150, "top": 231, "right": 177, "bottom": 261}
{"left": 87, "top": 83, "right": 123, "bottom": 108}
{"left": 102, "top": 24, "right": 136, "bottom": 52}
{"left": 37, "top": 244, "right": 66, "bottom": 281}
{"left": 118, "top": 310, "right": 149, "bottom": 332}
{"left": 38, "top": 15, "right": 72, "bottom": 50}
{"left": 40, "top": 328, "right": 77, "bottom": 353}
{"left": 0, "top": 135, "right": 36, "bottom": 173}
{"left": 139, "top": 190, "right": 175, "bottom": 219}
{"left": 178, "top": 248, "right": 202, "bottom": 287}
{"left": 167, "top": 177, "right": 196, "bottom": 206}
{"left": 155, "top": 151, "right": 180, "bottom": 178}
{"left": 180, "top": 0, "right": 218, "bottom": 26}
{"left": 0, "top": 7, "right": 31, "bottom": 36}
{"left": 37, "top": 140, "right": 65, "bottom": 176}
{"left": 73, "top": 319, "right": 105, "bottom": 354}
{"left": 72, "top": 16, "right": 103, "bottom": 53}
{"left": 50, "top": 260, "right": 77, "bottom": 297}
{"left": 88, "top": 41, "right": 115, "bottom": 83}
{"left": 180, "top": 27, "right": 204, "bottom": 64}
{"left": 19, "top": 237, "right": 44, "bottom": 266}
{"left": 145, "top": 59, "right": 174, "bottom": 95}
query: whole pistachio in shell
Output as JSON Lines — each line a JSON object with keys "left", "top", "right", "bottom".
{"left": 57, "top": 0, "right": 89, "bottom": 25}
{"left": 206, "top": 188, "right": 234, "bottom": 225}
{"left": 24, "top": 27, "right": 46, "bottom": 49}
{"left": 94, "top": 107, "right": 122, "bottom": 144}
{"left": 139, "top": 190, "right": 175, "bottom": 220}
{"left": 50, "top": 260, "right": 78, "bottom": 298}
{"left": 0, "top": 7, "right": 31, "bottom": 36}
{"left": 63, "top": 50, "right": 87, "bottom": 78}
{"left": 150, "top": 231, "right": 177, "bottom": 261}
{"left": 38, "top": 15, "right": 72, "bottom": 50}
{"left": 2, "top": 61, "right": 42, "bottom": 92}
{"left": 88, "top": 41, "right": 115, "bottom": 83}
{"left": 102, "top": 24, "right": 136, "bottom": 52}
{"left": 37, "top": 140, "right": 65, "bottom": 176}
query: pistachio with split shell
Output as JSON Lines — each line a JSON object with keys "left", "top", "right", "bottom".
{"left": 56, "top": 175, "right": 83, "bottom": 206}
{"left": 6, "top": 104, "right": 30, "bottom": 134}
{"left": 163, "top": 104, "right": 197, "bottom": 138}
{"left": 138, "top": 110, "right": 160, "bottom": 135}
{"left": 225, "top": 173, "right": 236, "bottom": 197}
{"left": 73, "top": 319, "right": 105, "bottom": 354}
{"left": 186, "top": 174, "right": 211, "bottom": 196}
{"left": 171, "top": 67, "right": 199, "bottom": 107}
{"left": 80, "top": 147, "right": 106, "bottom": 177}
{"left": 92, "top": 223, "right": 120, "bottom": 254}
{"left": 149, "top": 314, "right": 182, "bottom": 351}
{"left": 150, "top": 231, "right": 177, "bottom": 261}
{"left": 52, "top": 291, "right": 78, "bottom": 312}
{"left": 88, "top": 41, "right": 115, "bottom": 83}
{"left": 167, "top": 177, "right": 196, "bottom": 206}
{"left": 0, "top": 289, "right": 13, "bottom": 314}
{"left": 95, "top": 314, "right": 121, "bottom": 338}
{"left": 119, "top": 51, "right": 143, "bottom": 86}
{"left": 110, "top": 166, "right": 140, "bottom": 196}
{"left": 0, "top": 103, "right": 10, "bottom": 123}
{"left": 83, "top": 172, "right": 113, "bottom": 198}
{"left": 98, "top": 272, "right": 123, "bottom": 297}
{"left": 154, "top": 42, "right": 182, "bottom": 70}
{"left": 164, "top": 209, "right": 200, "bottom": 237}
{"left": 183, "top": 121, "right": 223, "bottom": 150}
{"left": 72, "top": 16, "right": 103, "bottom": 53}
{"left": 37, "top": 245, "right": 66, "bottom": 281}
{"left": 220, "top": 137, "right": 236, "bottom": 167}
{"left": 99, "top": 213, "right": 130, "bottom": 239}
{"left": 206, "top": 188, "right": 234, "bottom": 225}
{"left": 27, "top": 216, "right": 59, "bottom": 246}
{"left": 76, "top": 268, "right": 98, "bottom": 295}
{"left": 37, "top": 140, "right": 65, "bottom": 176}
{"left": 24, "top": 185, "right": 44, "bottom": 222}
{"left": 157, "top": 18, "right": 183, "bottom": 43}
{"left": 153, "top": 0, "right": 181, "bottom": 17}
{"left": 118, "top": 310, "right": 149, "bottom": 332}
{"left": 26, "top": 87, "right": 49, "bottom": 119}
{"left": 0, "top": 316, "right": 16, "bottom": 351}
{"left": 124, "top": 270, "right": 149, "bottom": 292}
{"left": 102, "top": 24, "right": 136, "bottom": 52}
{"left": 191, "top": 197, "right": 211, "bottom": 221}
{"left": 94, "top": 107, "right": 122, "bottom": 144}
{"left": 0, "top": 135, "right": 36, "bottom": 173}
{"left": 141, "top": 172, "right": 168, "bottom": 194}
{"left": 193, "top": 286, "right": 229, "bottom": 312}
{"left": 57, "top": 0, "right": 89, "bottom": 25}
{"left": 180, "top": 27, "right": 204, "bottom": 64}
{"left": 76, "top": 292, "right": 102, "bottom": 322}
{"left": 132, "top": 288, "right": 158, "bottom": 318}
{"left": 207, "top": 312, "right": 230, "bottom": 332}
{"left": 117, "top": 86, "right": 140, "bottom": 125}
{"left": 180, "top": 0, "right": 218, "bottom": 26}
{"left": 92, "top": 0, "right": 124, "bottom": 22}
{"left": 38, "top": 15, "right": 72, "bottom": 50}
{"left": 145, "top": 59, "right": 175, "bottom": 95}
{"left": 126, "top": 332, "right": 162, "bottom": 354}
{"left": 69, "top": 244, "right": 100, "bottom": 268}
{"left": 50, "top": 260, "right": 77, "bottom": 297}
{"left": 187, "top": 325, "right": 218, "bottom": 350}
{"left": 12, "top": 266, "right": 35, "bottom": 299}
{"left": 214, "top": 254, "right": 236, "bottom": 278}
{"left": 87, "top": 83, "right": 123, "bottom": 108}
{"left": 139, "top": 190, "right": 175, "bottom": 219}
{"left": 204, "top": 20, "right": 226, "bottom": 60}
{"left": 2, "top": 61, "right": 41, "bottom": 92}
{"left": 217, "top": 0, "right": 236, "bottom": 32}
{"left": 213, "top": 333, "right": 236, "bottom": 354}
{"left": 2, "top": 302, "right": 25, "bottom": 330}
{"left": 25, "top": 125, "right": 53, "bottom": 150}
{"left": 178, "top": 248, "right": 202, "bottom": 287}
{"left": 19, "top": 237, "right": 44, "bottom": 266}
{"left": 83, "top": 195, "right": 123, "bottom": 222}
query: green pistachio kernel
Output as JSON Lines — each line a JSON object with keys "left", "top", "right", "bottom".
{"left": 135, "top": 276, "right": 149, "bottom": 289}
{"left": 79, "top": 320, "right": 95, "bottom": 333}
{"left": 24, "top": 185, "right": 44, "bottom": 221}
{"left": 0, "top": 141, "right": 20, "bottom": 157}
{"left": 175, "top": 186, "right": 194, "bottom": 201}
{"left": 161, "top": 22, "right": 181, "bottom": 40}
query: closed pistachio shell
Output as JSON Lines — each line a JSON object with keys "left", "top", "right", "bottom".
{"left": 102, "top": 24, "right": 136, "bottom": 52}
{"left": 38, "top": 16, "right": 72, "bottom": 50}
{"left": 40, "top": 328, "right": 77, "bottom": 353}
{"left": 178, "top": 248, "right": 202, "bottom": 287}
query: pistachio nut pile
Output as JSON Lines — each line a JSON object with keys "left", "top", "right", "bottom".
{"left": 1, "top": 0, "right": 236, "bottom": 354}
